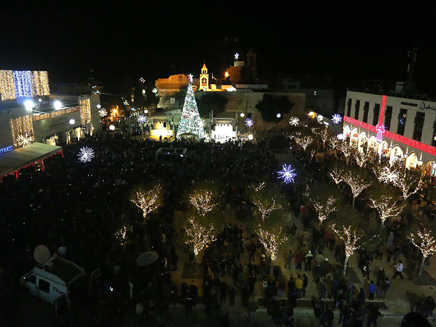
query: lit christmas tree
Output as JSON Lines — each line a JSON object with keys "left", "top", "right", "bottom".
{"left": 176, "top": 74, "right": 205, "bottom": 139}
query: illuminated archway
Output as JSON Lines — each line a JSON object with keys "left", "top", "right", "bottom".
{"left": 378, "top": 141, "right": 389, "bottom": 156}
{"left": 405, "top": 153, "right": 419, "bottom": 170}
{"left": 389, "top": 146, "right": 403, "bottom": 166}
{"left": 343, "top": 125, "right": 351, "bottom": 137}
{"left": 367, "top": 136, "right": 378, "bottom": 152}
{"left": 358, "top": 131, "right": 367, "bottom": 153}
{"left": 350, "top": 128, "right": 359, "bottom": 148}
{"left": 422, "top": 161, "right": 436, "bottom": 177}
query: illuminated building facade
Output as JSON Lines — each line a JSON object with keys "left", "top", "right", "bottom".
{"left": 343, "top": 91, "right": 436, "bottom": 175}
{"left": 0, "top": 70, "right": 50, "bottom": 101}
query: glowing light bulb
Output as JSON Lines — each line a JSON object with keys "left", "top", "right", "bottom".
{"left": 54, "top": 100, "right": 62, "bottom": 110}
{"left": 24, "top": 100, "right": 35, "bottom": 111}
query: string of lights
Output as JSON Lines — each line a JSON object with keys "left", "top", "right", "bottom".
{"left": 0, "top": 70, "right": 50, "bottom": 100}
{"left": 80, "top": 99, "right": 91, "bottom": 125}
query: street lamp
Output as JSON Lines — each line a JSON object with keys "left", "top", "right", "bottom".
{"left": 54, "top": 100, "right": 62, "bottom": 110}
{"left": 24, "top": 100, "right": 35, "bottom": 111}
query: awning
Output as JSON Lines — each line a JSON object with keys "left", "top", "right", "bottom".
{"left": 0, "top": 142, "right": 62, "bottom": 177}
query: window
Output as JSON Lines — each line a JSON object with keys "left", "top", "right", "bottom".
{"left": 384, "top": 106, "right": 393, "bottom": 130}
{"left": 373, "top": 104, "right": 380, "bottom": 126}
{"left": 39, "top": 279, "right": 50, "bottom": 293}
{"left": 413, "top": 112, "right": 425, "bottom": 141}
{"left": 354, "top": 100, "right": 360, "bottom": 120}
{"left": 362, "top": 102, "right": 369, "bottom": 123}
{"left": 346, "top": 99, "right": 352, "bottom": 117}
{"left": 397, "top": 109, "right": 407, "bottom": 136}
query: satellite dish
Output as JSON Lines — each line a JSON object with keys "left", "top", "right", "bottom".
{"left": 34, "top": 245, "right": 50, "bottom": 264}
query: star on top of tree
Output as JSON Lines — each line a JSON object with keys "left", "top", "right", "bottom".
{"left": 234, "top": 53, "right": 239, "bottom": 60}
{"left": 187, "top": 74, "right": 193, "bottom": 83}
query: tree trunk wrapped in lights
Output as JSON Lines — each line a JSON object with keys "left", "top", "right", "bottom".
{"left": 368, "top": 186, "right": 405, "bottom": 227}
{"left": 307, "top": 182, "right": 340, "bottom": 225}
{"left": 341, "top": 166, "right": 372, "bottom": 209}
{"left": 392, "top": 169, "right": 423, "bottom": 200}
{"left": 183, "top": 218, "right": 217, "bottom": 257}
{"left": 249, "top": 182, "right": 283, "bottom": 221}
{"left": 409, "top": 224, "right": 436, "bottom": 276}
{"left": 330, "top": 206, "right": 373, "bottom": 275}
{"left": 257, "top": 226, "right": 288, "bottom": 261}
{"left": 372, "top": 164, "right": 401, "bottom": 185}
{"left": 329, "top": 165, "right": 344, "bottom": 185}
{"left": 312, "top": 126, "right": 330, "bottom": 148}
{"left": 328, "top": 136, "right": 341, "bottom": 150}
{"left": 189, "top": 188, "right": 217, "bottom": 217}
{"left": 130, "top": 184, "right": 163, "bottom": 222}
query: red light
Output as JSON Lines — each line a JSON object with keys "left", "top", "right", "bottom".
{"left": 344, "top": 115, "right": 436, "bottom": 156}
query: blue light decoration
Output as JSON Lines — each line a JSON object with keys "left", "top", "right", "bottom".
{"left": 0, "top": 145, "right": 13, "bottom": 154}
{"left": 277, "top": 164, "right": 297, "bottom": 184}
{"left": 244, "top": 118, "right": 254, "bottom": 128}
{"left": 331, "top": 114, "right": 342, "bottom": 124}
{"left": 13, "top": 71, "right": 33, "bottom": 98}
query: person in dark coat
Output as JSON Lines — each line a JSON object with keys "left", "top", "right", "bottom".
{"left": 229, "top": 285, "right": 237, "bottom": 305}
{"left": 220, "top": 281, "right": 228, "bottom": 302}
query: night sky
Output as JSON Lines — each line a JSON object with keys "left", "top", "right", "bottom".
{"left": 1, "top": 1, "right": 436, "bottom": 92}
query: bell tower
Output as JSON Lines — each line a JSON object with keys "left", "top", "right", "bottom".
{"left": 199, "top": 62, "right": 209, "bottom": 91}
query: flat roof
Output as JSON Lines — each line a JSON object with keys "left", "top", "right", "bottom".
{"left": 0, "top": 142, "right": 62, "bottom": 177}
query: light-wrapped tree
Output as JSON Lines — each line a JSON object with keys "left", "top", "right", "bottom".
{"left": 409, "top": 223, "right": 436, "bottom": 276}
{"left": 256, "top": 225, "right": 288, "bottom": 261}
{"left": 341, "top": 166, "right": 372, "bottom": 209}
{"left": 330, "top": 207, "right": 372, "bottom": 275}
{"left": 188, "top": 181, "right": 219, "bottom": 217}
{"left": 393, "top": 169, "right": 423, "bottom": 200}
{"left": 307, "top": 182, "right": 340, "bottom": 225}
{"left": 296, "top": 135, "right": 313, "bottom": 151}
{"left": 183, "top": 217, "right": 217, "bottom": 257}
{"left": 249, "top": 182, "right": 284, "bottom": 222}
{"left": 130, "top": 183, "right": 163, "bottom": 222}
{"left": 329, "top": 165, "right": 345, "bottom": 185}
{"left": 372, "top": 164, "right": 401, "bottom": 185}
{"left": 367, "top": 185, "right": 405, "bottom": 227}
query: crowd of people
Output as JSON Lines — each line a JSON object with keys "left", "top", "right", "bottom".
{"left": 0, "top": 132, "right": 282, "bottom": 326}
{"left": 0, "top": 125, "right": 435, "bottom": 326}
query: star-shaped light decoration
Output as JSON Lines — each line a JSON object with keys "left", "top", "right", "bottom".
{"left": 78, "top": 146, "right": 95, "bottom": 163}
{"left": 139, "top": 77, "right": 146, "bottom": 84}
{"left": 332, "top": 114, "right": 342, "bottom": 124}
{"left": 245, "top": 118, "right": 254, "bottom": 128}
{"left": 289, "top": 116, "right": 299, "bottom": 126}
{"left": 187, "top": 73, "right": 193, "bottom": 83}
{"left": 277, "top": 164, "right": 297, "bottom": 184}
{"left": 98, "top": 109, "right": 108, "bottom": 117}
{"left": 234, "top": 53, "right": 239, "bottom": 60}
{"left": 17, "top": 134, "right": 34, "bottom": 148}
{"left": 138, "top": 115, "right": 147, "bottom": 124}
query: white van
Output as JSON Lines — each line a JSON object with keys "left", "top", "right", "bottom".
{"left": 20, "top": 255, "right": 86, "bottom": 304}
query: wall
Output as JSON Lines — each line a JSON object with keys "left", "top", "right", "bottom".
{"left": 0, "top": 104, "right": 28, "bottom": 148}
